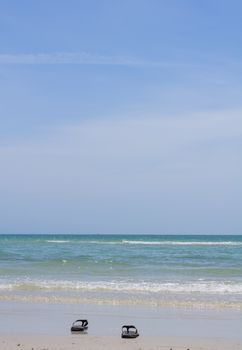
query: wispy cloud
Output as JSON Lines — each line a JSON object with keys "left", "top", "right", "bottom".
{"left": 0, "top": 52, "right": 206, "bottom": 68}
{"left": 1, "top": 52, "right": 240, "bottom": 77}
{"left": 1, "top": 108, "right": 241, "bottom": 156}
{"left": 0, "top": 109, "right": 241, "bottom": 234}
{"left": 0, "top": 52, "right": 151, "bottom": 66}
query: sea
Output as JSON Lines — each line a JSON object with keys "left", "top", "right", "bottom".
{"left": 1, "top": 234, "right": 242, "bottom": 310}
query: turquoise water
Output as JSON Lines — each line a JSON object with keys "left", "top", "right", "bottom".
{"left": 1, "top": 234, "right": 242, "bottom": 309}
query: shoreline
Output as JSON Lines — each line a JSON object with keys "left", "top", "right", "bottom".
{"left": 1, "top": 292, "right": 242, "bottom": 311}
{"left": 1, "top": 234, "right": 242, "bottom": 348}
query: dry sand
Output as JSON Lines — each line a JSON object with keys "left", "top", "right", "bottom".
{"left": 1, "top": 334, "right": 242, "bottom": 350}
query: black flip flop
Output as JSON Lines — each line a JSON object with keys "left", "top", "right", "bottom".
{"left": 121, "top": 325, "right": 139, "bottom": 338}
{"left": 71, "top": 319, "right": 88, "bottom": 332}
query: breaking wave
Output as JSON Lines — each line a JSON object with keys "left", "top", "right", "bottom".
{"left": 1, "top": 278, "right": 242, "bottom": 294}
{"left": 121, "top": 240, "right": 242, "bottom": 246}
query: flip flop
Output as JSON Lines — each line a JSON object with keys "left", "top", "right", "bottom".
{"left": 71, "top": 319, "right": 88, "bottom": 332}
{"left": 121, "top": 325, "right": 139, "bottom": 338}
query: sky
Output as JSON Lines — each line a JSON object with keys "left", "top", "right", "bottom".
{"left": 0, "top": 0, "right": 242, "bottom": 234}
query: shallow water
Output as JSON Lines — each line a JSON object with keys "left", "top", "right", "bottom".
{"left": 1, "top": 234, "right": 242, "bottom": 309}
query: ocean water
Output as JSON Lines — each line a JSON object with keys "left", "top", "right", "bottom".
{"left": 1, "top": 234, "right": 242, "bottom": 310}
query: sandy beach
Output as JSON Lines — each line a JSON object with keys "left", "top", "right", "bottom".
{"left": 1, "top": 334, "right": 242, "bottom": 350}
{"left": 1, "top": 0, "right": 242, "bottom": 346}
{"left": 0, "top": 301, "right": 242, "bottom": 350}
{"left": 1, "top": 235, "right": 242, "bottom": 349}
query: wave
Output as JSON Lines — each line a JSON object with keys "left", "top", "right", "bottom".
{"left": 1, "top": 279, "right": 242, "bottom": 294}
{"left": 45, "top": 239, "right": 120, "bottom": 245}
{"left": 44, "top": 239, "right": 242, "bottom": 246}
{"left": 45, "top": 240, "right": 71, "bottom": 243}
{"left": 121, "top": 240, "right": 242, "bottom": 246}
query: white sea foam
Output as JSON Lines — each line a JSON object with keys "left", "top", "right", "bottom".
{"left": 121, "top": 240, "right": 242, "bottom": 246}
{"left": 1, "top": 293, "right": 241, "bottom": 310}
{"left": 46, "top": 240, "right": 70, "bottom": 243}
{"left": 42, "top": 239, "right": 242, "bottom": 246}
{"left": 1, "top": 279, "right": 242, "bottom": 294}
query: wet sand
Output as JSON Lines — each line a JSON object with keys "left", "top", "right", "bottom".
{"left": 0, "top": 301, "right": 241, "bottom": 349}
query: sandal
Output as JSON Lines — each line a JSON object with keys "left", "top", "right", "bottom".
{"left": 121, "top": 325, "right": 139, "bottom": 338}
{"left": 71, "top": 319, "right": 88, "bottom": 332}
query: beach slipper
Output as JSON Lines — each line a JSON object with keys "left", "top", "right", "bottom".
{"left": 121, "top": 325, "right": 139, "bottom": 338}
{"left": 71, "top": 319, "right": 88, "bottom": 332}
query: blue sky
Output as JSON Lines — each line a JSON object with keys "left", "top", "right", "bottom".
{"left": 0, "top": 0, "right": 241, "bottom": 234}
